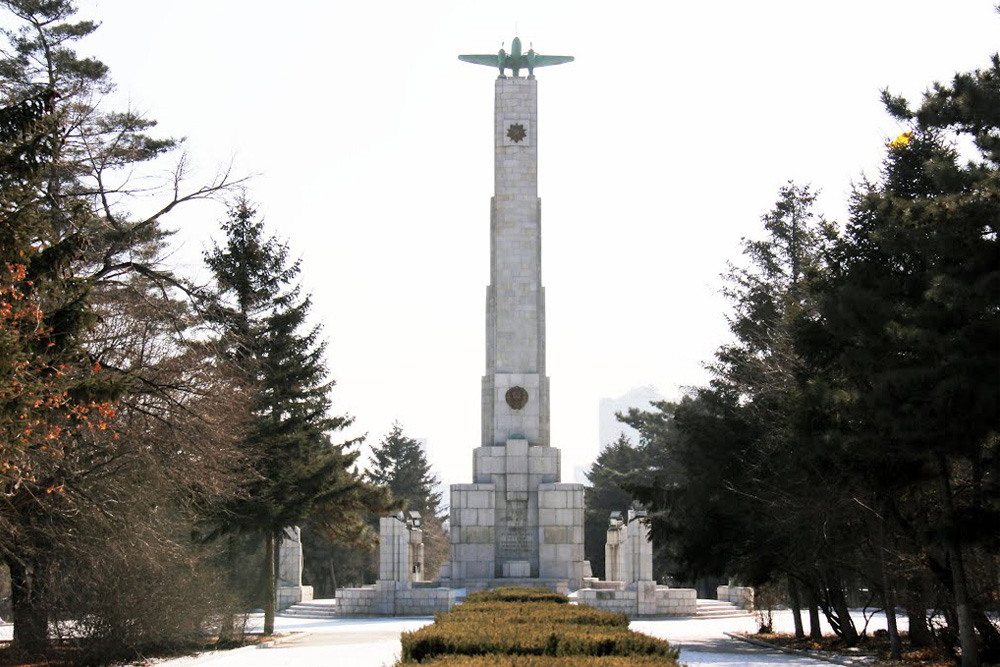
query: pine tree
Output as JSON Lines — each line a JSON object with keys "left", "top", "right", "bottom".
{"left": 204, "top": 197, "right": 386, "bottom": 634}
{"left": 618, "top": 186, "right": 866, "bottom": 641}
{"left": 367, "top": 422, "right": 442, "bottom": 517}
{"left": 807, "top": 110, "right": 1000, "bottom": 666}
{"left": 617, "top": 393, "right": 761, "bottom": 586}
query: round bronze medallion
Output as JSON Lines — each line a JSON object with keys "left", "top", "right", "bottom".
{"left": 505, "top": 386, "right": 529, "bottom": 410}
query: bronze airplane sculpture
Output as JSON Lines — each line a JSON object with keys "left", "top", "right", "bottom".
{"left": 459, "top": 36, "right": 573, "bottom": 77}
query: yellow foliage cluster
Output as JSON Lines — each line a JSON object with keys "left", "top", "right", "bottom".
{"left": 889, "top": 131, "right": 914, "bottom": 148}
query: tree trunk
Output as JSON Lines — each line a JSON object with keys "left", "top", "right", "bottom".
{"left": 946, "top": 537, "right": 979, "bottom": 667}
{"left": 939, "top": 457, "right": 980, "bottom": 667}
{"left": 264, "top": 531, "right": 276, "bottom": 636}
{"left": 828, "top": 578, "right": 859, "bottom": 646}
{"left": 219, "top": 535, "right": 237, "bottom": 643}
{"left": 973, "top": 611, "right": 1000, "bottom": 651}
{"left": 881, "top": 560, "right": 902, "bottom": 658}
{"left": 806, "top": 587, "right": 823, "bottom": 639}
{"left": 8, "top": 557, "right": 49, "bottom": 653}
{"left": 788, "top": 576, "right": 805, "bottom": 639}
{"left": 905, "top": 576, "right": 933, "bottom": 648}
{"left": 878, "top": 518, "right": 902, "bottom": 659}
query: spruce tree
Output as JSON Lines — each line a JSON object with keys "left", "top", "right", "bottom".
{"left": 204, "top": 197, "right": 384, "bottom": 634}
{"left": 367, "top": 422, "right": 442, "bottom": 516}
{"left": 808, "top": 115, "right": 1000, "bottom": 667}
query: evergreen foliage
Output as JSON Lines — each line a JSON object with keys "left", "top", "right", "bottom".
{"left": 204, "top": 196, "right": 389, "bottom": 634}
{"left": 583, "top": 434, "right": 646, "bottom": 580}
{"left": 367, "top": 421, "right": 443, "bottom": 517}
{"left": 801, "top": 94, "right": 1000, "bottom": 664}
{"left": 363, "top": 421, "right": 448, "bottom": 581}
{"left": 604, "top": 49, "right": 1000, "bottom": 665}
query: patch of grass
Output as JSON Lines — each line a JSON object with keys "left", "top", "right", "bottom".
{"left": 751, "top": 632, "right": 954, "bottom": 666}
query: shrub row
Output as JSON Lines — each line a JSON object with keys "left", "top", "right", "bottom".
{"left": 446, "top": 601, "right": 629, "bottom": 628}
{"left": 419, "top": 656, "right": 681, "bottom": 666}
{"left": 398, "top": 588, "right": 679, "bottom": 666}
{"left": 464, "top": 587, "right": 568, "bottom": 604}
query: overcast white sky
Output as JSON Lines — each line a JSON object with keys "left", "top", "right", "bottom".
{"left": 71, "top": 0, "right": 999, "bottom": 492}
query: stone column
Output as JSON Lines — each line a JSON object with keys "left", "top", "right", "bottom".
{"left": 626, "top": 512, "right": 654, "bottom": 583}
{"left": 408, "top": 527, "right": 424, "bottom": 582}
{"left": 605, "top": 516, "right": 625, "bottom": 582}
{"left": 379, "top": 516, "right": 410, "bottom": 584}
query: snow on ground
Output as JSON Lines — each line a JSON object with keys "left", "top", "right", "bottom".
{"left": 0, "top": 609, "right": 909, "bottom": 666}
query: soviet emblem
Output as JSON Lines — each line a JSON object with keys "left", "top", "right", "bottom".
{"left": 506, "top": 123, "right": 527, "bottom": 143}
{"left": 505, "top": 386, "right": 529, "bottom": 410}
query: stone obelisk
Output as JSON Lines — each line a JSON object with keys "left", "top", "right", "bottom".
{"left": 481, "top": 74, "right": 549, "bottom": 449}
{"left": 446, "top": 38, "right": 587, "bottom": 588}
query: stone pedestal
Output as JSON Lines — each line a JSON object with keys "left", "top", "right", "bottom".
{"left": 448, "top": 436, "right": 587, "bottom": 587}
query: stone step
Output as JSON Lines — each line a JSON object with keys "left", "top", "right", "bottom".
{"left": 695, "top": 599, "right": 752, "bottom": 619}
{"left": 696, "top": 609, "right": 754, "bottom": 619}
{"left": 280, "top": 599, "right": 339, "bottom": 618}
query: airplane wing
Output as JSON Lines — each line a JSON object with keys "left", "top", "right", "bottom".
{"left": 531, "top": 55, "right": 574, "bottom": 67}
{"left": 459, "top": 55, "right": 502, "bottom": 66}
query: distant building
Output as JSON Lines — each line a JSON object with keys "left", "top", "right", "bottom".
{"left": 572, "top": 386, "right": 667, "bottom": 485}
{"left": 598, "top": 385, "right": 665, "bottom": 450}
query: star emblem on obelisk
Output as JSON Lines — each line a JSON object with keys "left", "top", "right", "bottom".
{"left": 507, "top": 123, "right": 526, "bottom": 143}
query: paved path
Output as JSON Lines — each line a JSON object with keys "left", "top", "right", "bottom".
{"left": 636, "top": 616, "right": 833, "bottom": 666}
{"left": 158, "top": 609, "right": 904, "bottom": 666}
{"left": 4, "top": 609, "right": 903, "bottom": 666}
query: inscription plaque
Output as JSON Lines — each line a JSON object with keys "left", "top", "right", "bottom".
{"left": 497, "top": 501, "right": 531, "bottom": 559}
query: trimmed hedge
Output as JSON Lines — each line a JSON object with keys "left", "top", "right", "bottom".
{"left": 398, "top": 588, "right": 679, "bottom": 666}
{"left": 447, "top": 602, "right": 629, "bottom": 628}
{"left": 418, "top": 657, "right": 681, "bottom": 666}
{"left": 463, "top": 587, "right": 568, "bottom": 605}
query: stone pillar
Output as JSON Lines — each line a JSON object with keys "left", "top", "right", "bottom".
{"left": 605, "top": 514, "right": 625, "bottom": 582}
{"left": 379, "top": 516, "right": 411, "bottom": 585}
{"left": 276, "top": 526, "right": 313, "bottom": 610}
{"left": 409, "top": 527, "right": 424, "bottom": 582}
{"left": 626, "top": 511, "right": 654, "bottom": 583}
